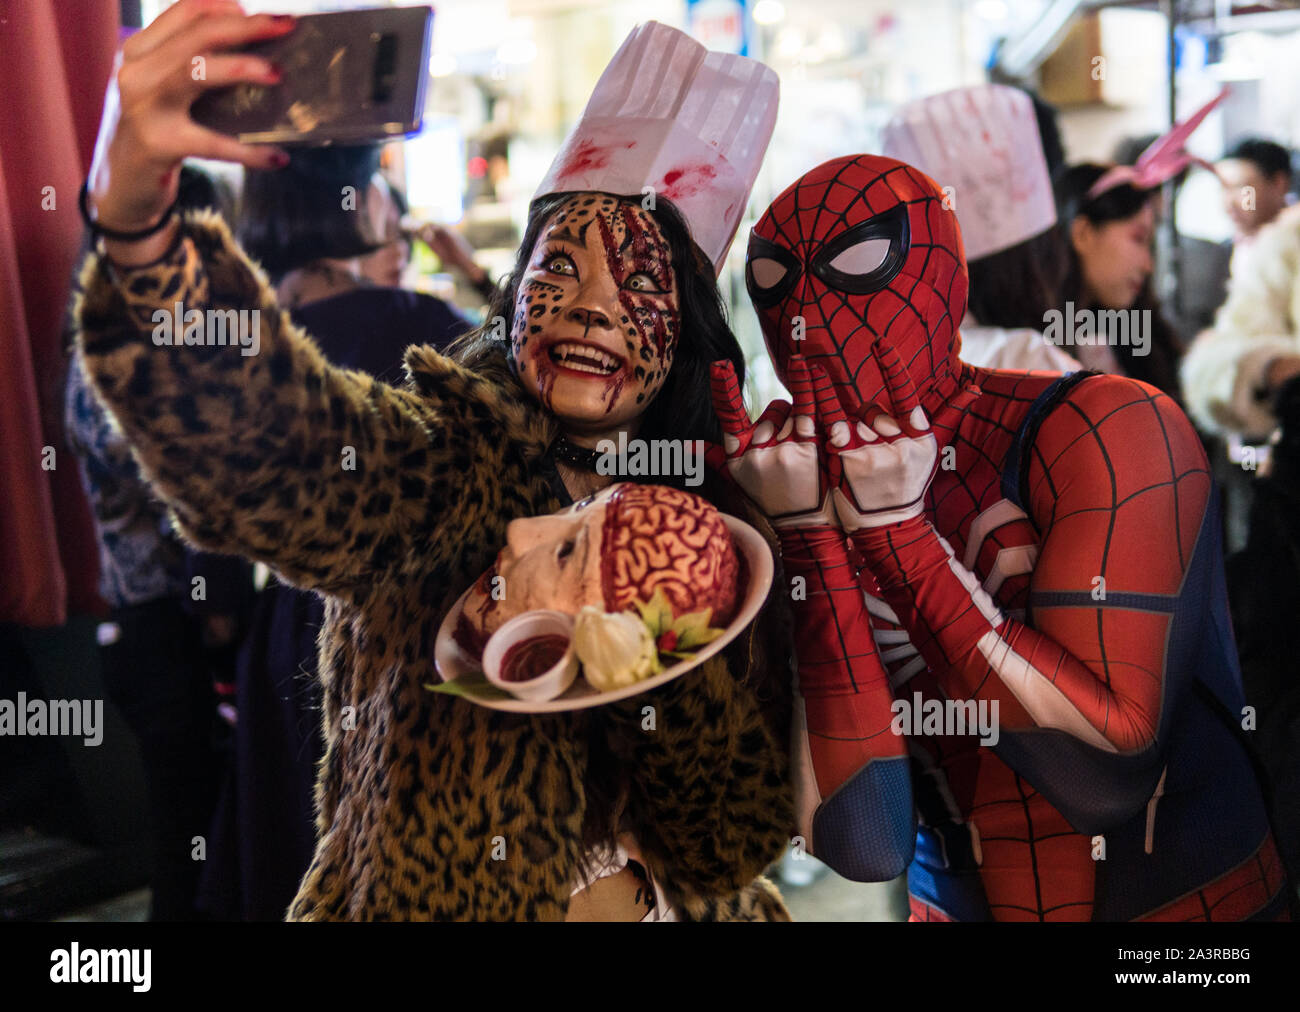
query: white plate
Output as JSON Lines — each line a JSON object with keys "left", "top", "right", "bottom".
{"left": 432, "top": 514, "right": 773, "bottom": 713}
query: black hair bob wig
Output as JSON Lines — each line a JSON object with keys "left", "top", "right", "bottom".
{"left": 237, "top": 144, "right": 386, "bottom": 283}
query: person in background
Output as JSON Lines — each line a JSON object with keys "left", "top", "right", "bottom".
{"left": 1179, "top": 138, "right": 1297, "bottom": 440}
{"left": 64, "top": 164, "right": 250, "bottom": 920}
{"left": 353, "top": 171, "right": 408, "bottom": 290}
{"left": 360, "top": 172, "right": 499, "bottom": 306}
{"left": 1180, "top": 141, "right": 1289, "bottom": 450}
{"left": 1181, "top": 203, "right": 1300, "bottom": 444}
{"left": 239, "top": 145, "right": 473, "bottom": 379}
{"left": 1055, "top": 163, "right": 1185, "bottom": 399}
{"left": 1179, "top": 196, "right": 1300, "bottom": 559}
{"left": 1112, "top": 132, "right": 1231, "bottom": 341}
{"left": 882, "top": 83, "right": 1078, "bottom": 373}
{"left": 1218, "top": 138, "right": 1294, "bottom": 268}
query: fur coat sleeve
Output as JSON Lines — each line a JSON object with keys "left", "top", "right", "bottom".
{"left": 73, "top": 209, "right": 553, "bottom": 597}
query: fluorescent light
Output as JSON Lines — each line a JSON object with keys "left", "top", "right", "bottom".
{"left": 429, "top": 53, "right": 458, "bottom": 77}
{"left": 753, "top": 1, "right": 786, "bottom": 27}
{"left": 775, "top": 28, "right": 804, "bottom": 60}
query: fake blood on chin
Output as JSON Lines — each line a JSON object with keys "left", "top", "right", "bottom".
{"left": 531, "top": 349, "right": 630, "bottom": 416}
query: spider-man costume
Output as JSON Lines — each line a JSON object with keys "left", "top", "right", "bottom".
{"left": 711, "top": 154, "right": 1290, "bottom": 921}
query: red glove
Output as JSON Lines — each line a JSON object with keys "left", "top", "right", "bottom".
{"left": 710, "top": 357, "right": 911, "bottom": 877}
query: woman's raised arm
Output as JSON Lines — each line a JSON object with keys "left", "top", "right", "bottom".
{"left": 75, "top": 2, "right": 486, "bottom": 595}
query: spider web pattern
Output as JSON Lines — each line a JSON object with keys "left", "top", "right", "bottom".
{"left": 1135, "top": 834, "right": 1288, "bottom": 921}
{"left": 780, "top": 524, "right": 904, "bottom": 801}
{"left": 746, "top": 153, "right": 1286, "bottom": 920}
{"left": 751, "top": 155, "right": 968, "bottom": 417}
{"left": 853, "top": 368, "right": 1287, "bottom": 921}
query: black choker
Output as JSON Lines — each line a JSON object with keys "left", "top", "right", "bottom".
{"left": 553, "top": 436, "right": 604, "bottom": 471}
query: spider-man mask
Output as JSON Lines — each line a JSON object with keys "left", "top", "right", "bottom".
{"left": 747, "top": 154, "right": 970, "bottom": 414}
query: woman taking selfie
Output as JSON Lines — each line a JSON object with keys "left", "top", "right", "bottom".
{"left": 77, "top": 4, "right": 792, "bottom": 920}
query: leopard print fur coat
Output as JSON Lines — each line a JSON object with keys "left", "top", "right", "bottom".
{"left": 74, "top": 209, "right": 795, "bottom": 921}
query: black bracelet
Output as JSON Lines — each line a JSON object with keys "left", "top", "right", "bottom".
{"left": 79, "top": 179, "right": 179, "bottom": 242}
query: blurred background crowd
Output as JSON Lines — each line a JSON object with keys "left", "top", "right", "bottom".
{"left": 4, "top": 0, "right": 1300, "bottom": 921}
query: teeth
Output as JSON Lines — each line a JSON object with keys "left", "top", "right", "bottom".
{"left": 550, "top": 342, "right": 620, "bottom": 375}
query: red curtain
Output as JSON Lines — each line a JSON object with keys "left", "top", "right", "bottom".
{"left": 0, "top": 1, "right": 121, "bottom": 626}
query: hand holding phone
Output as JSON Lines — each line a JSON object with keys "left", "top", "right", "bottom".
{"left": 85, "top": 0, "right": 295, "bottom": 257}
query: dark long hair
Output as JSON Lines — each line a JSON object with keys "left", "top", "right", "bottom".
{"left": 445, "top": 192, "right": 746, "bottom": 453}
{"left": 966, "top": 226, "right": 1067, "bottom": 331}
{"left": 237, "top": 145, "right": 386, "bottom": 283}
{"left": 1054, "top": 163, "right": 1184, "bottom": 398}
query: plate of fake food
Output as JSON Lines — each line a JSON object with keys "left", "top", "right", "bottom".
{"left": 430, "top": 512, "right": 773, "bottom": 714}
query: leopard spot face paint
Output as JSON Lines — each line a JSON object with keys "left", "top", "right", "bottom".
{"left": 510, "top": 193, "right": 679, "bottom": 435}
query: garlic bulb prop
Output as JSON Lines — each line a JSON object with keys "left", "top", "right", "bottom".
{"left": 572, "top": 606, "right": 661, "bottom": 692}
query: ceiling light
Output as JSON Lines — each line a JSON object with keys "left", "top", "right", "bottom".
{"left": 753, "top": 1, "right": 786, "bottom": 27}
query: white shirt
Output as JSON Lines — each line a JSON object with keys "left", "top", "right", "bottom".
{"left": 959, "top": 312, "right": 1081, "bottom": 373}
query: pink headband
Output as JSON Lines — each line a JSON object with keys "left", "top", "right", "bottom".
{"left": 1086, "top": 86, "right": 1230, "bottom": 200}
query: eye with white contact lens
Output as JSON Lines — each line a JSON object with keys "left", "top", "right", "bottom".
{"left": 749, "top": 257, "right": 788, "bottom": 289}
{"left": 624, "top": 272, "right": 666, "bottom": 294}
{"left": 826, "top": 238, "right": 892, "bottom": 276}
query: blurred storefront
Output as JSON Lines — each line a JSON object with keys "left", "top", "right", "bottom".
{"left": 140, "top": 0, "right": 1300, "bottom": 400}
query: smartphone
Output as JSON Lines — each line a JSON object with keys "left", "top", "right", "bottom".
{"left": 191, "top": 6, "right": 434, "bottom": 147}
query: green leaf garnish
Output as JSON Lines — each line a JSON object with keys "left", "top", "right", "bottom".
{"left": 633, "top": 590, "right": 726, "bottom": 656}
{"left": 634, "top": 587, "right": 675, "bottom": 636}
{"left": 424, "top": 671, "right": 513, "bottom": 702}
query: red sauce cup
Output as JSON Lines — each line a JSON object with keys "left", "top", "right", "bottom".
{"left": 481, "top": 610, "right": 578, "bottom": 702}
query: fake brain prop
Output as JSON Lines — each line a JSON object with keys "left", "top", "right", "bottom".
{"left": 601, "top": 484, "right": 739, "bottom": 626}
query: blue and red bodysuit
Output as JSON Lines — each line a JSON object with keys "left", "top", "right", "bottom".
{"left": 711, "top": 154, "right": 1290, "bottom": 921}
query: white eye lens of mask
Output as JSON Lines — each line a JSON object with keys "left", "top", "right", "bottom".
{"left": 750, "top": 257, "right": 788, "bottom": 289}
{"left": 827, "top": 238, "right": 892, "bottom": 276}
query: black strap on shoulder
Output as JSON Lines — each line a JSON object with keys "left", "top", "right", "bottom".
{"left": 1000, "top": 370, "right": 1100, "bottom": 512}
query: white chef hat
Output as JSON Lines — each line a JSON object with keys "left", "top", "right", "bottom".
{"left": 533, "top": 21, "right": 779, "bottom": 275}
{"left": 881, "top": 84, "right": 1056, "bottom": 261}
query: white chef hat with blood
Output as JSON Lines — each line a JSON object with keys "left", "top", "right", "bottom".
{"left": 533, "top": 21, "right": 779, "bottom": 275}
{"left": 881, "top": 84, "right": 1056, "bottom": 262}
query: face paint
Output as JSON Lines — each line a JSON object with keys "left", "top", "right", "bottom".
{"left": 510, "top": 194, "right": 679, "bottom": 434}
{"left": 597, "top": 204, "right": 678, "bottom": 411}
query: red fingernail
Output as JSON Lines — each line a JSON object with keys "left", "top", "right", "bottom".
{"left": 272, "top": 151, "right": 290, "bottom": 168}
